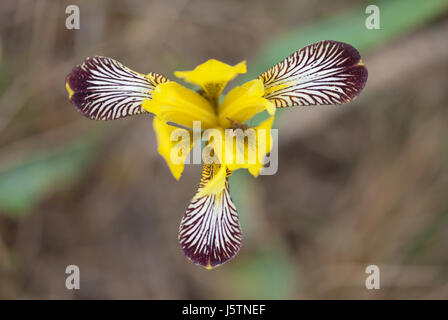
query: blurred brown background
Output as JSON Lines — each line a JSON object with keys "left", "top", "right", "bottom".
{"left": 0, "top": 0, "right": 448, "bottom": 299}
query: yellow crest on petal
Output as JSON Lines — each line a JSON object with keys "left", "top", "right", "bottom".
{"left": 194, "top": 164, "right": 228, "bottom": 199}
{"left": 65, "top": 81, "right": 74, "bottom": 99}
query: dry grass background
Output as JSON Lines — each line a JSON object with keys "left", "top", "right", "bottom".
{"left": 0, "top": 0, "right": 448, "bottom": 299}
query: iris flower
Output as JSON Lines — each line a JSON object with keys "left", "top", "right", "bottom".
{"left": 66, "top": 40, "right": 367, "bottom": 269}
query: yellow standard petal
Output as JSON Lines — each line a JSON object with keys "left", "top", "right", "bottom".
{"left": 218, "top": 79, "right": 275, "bottom": 128}
{"left": 153, "top": 117, "right": 194, "bottom": 180}
{"left": 174, "top": 59, "right": 247, "bottom": 107}
{"left": 226, "top": 116, "right": 275, "bottom": 178}
{"left": 142, "top": 82, "right": 218, "bottom": 129}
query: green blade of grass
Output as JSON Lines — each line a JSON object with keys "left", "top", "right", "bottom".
{"left": 0, "top": 134, "right": 100, "bottom": 217}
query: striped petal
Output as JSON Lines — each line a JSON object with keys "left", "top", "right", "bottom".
{"left": 179, "top": 164, "right": 242, "bottom": 269}
{"left": 258, "top": 40, "right": 368, "bottom": 107}
{"left": 66, "top": 56, "right": 169, "bottom": 120}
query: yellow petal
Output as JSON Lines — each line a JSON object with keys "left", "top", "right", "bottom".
{"left": 174, "top": 59, "right": 247, "bottom": 106}
{"left": 219, "top": 79, "right": 275, "bottom": 128}
{"left": 202, "top": 127, "right": 226, "bottom": 165}
{"left": 152, "top": 117, "right": 193, "bottom": 180}
{"left": 142, "top": 82, "right": 218, "bottom": 129}
{"left": 226, "top": 116, "right": 275, "bottom": 177}
{"left": 194, "top": 164, "right": 228, "bottom": 199}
